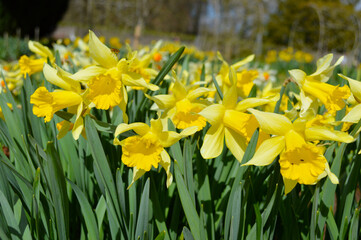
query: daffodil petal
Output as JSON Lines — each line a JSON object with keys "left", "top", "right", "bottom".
{"left": 222, "top": 86, "right": 237, "bottom": 109}
{"left": 114, "top": 123, "right": 149, "bottom": 139}
{"left": 122, "top": 73, "right": 159, "bottom": 91}
{"left": 318, "top": 162, "right": 339, "bottom": 184}
{"left": 43, "top": 63, "right": 72, "bottom": 91}
{"left": 57, "top": 120, "right": 71, "bottom": 139}
{"left": 339, "top": 74, "right": 361, "bottom": 102}
{"left": 199, "top": 104, "right": 225, "bottom": 125}
{"left": 172, "top": 79, "right": 187, "bottom": 99}
{"left": 236, "top": 95, "right": 279, "bottom": 112}
{"left": 242, "top": 136, "right": 285, "bottom": 166}
{"left": 201, "top": 123, "right": 225, "bottom": 159}
{"left": 146, "top": 94, "right": 176, "bottom": 109}
{"left": 70, "top": 65, "right": 106, "bottom": 82}
{"left": 225, "top": 128, "right": 246, "bottom": 162}
{"left": 231, "top": 54, "right": 255, "bottom": 70}
{"left": 157, "top": 126, "right": 197, "bottom": 148}
{"left": 72, "top": 103, "right": 84, "bottom": 140}
{"left": 342, "top": 104, "right": 361, "bottom": 123}
{"left": 289, "top": 69, "right": 306, "bottom": 85}
{"left": 127, "top": 167, "right": 146, "bottom": 189}
{"left": 305, "top": 126, "right": 354, "bottom": 143}
{"left": 160, "top": 150, "right": 173, "bottom": 188}
{"left": 248, "top": 109, "right": 293, "bottom": 136}
{"left": 29, "top": 40, "right": 54, "bottom": 59}
{"left": 312, "top": 53, "right": 333, "bottom": 76}
{"left": 89, "top": 30, "right": 118, "bottom": 68}
{"left": 283, "top": 177, "right": 298, "bottom": 195}
{"left": 187, "top": 87, "right": 212, "bottom": 101}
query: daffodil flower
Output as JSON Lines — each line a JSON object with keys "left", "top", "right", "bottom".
{"left": 198, "top": 85, "right": 278, "bottom": 162}
{"left": 339, "top": 74, "right": 361, "bottom": 124}
{"left": 243, "top": 109, "right": 353, "bottom": 194}
{"left": 64, "top": 30, "right": 159, "bottom": 122}
{"left": 30, "top": 63, "right": 86, "bottom": 140}
{"left": 113, "top": 118, "right": 197, "bottom": 188}
{"left": 19, "top": 41, "right": 54, "bottom": 77}
{"left": 289, "top": 54, "right": 350, "bottom": 115}
{"left": 146, "top": 73, "right": 212, "bottom": 131}
{"left": 216, "top": 52, "right": 255, "bottom": 93}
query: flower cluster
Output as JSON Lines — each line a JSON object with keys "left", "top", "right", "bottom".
{"left": 3, "top": 30, "right": 359, "bottom": 195}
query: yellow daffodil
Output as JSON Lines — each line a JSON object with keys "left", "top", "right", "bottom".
{"left": 19, "top": 41, "right": 54, "bottom": 77}
{"left": 30, "top": 87, "right": 82, "bottom": 122}
{"left": 243, "top": 109, "right": 353, "bottom": 194}
{"left": 339, "top": 74, "right": 361, "bottom": 124}
{"left": 113, "top": 118, "right": 197, "bottom": 188}
{"left": 198, "top": 85, "right": 278, "bottom": 162}
{"left": 30, "top": 63, "right": 86, "bottom": 140}
{"left": 64, "top": 30, "right": 159, "bottom": 121}
{"left": 289, "top": 54, "right": 350, "bottom": 115}
{"left": 216, "top": 52, "right": 255, "bottom": 93}
{"left": 147, "top": 73, "right": 212, "bottom": 131}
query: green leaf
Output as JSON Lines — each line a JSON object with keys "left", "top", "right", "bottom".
{"left": 135, "top": 178, "right": 150, "bottom": 240}
{"left": 45, "top": 142, "right": 69, "bottom": 240}
{"left": 155, "top": 231, "right": 166, "bottom": 240}
{"left": 182, "top": 227, "right": 195, "bottom": 240}
{"left": 211, "top": 74, "right": 223, "bottom": 100}
{"left": 150, "top": 178, "right": 171, "bottom": 240}
{"left": 0, "top": 190, "right": 21, "bottom": 240}
{"left": 68, "top": 179, "right": 99, "bottom": 240}
{"left": 175, "top": 163, "right": 200, "bottom": 240}
{"left": 326, "top": 209, "right": 339, "bottom": 240}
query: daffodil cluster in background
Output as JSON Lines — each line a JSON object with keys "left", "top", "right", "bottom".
{"left": 1, "top": 30, "right": 361, "bottom": 239}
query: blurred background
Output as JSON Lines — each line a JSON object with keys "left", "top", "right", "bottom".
{"left": 0, "top": 0, "right": 361, "bottom": 63}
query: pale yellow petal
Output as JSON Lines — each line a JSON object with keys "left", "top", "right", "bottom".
{"left": 160, "top": 150, "right": 173, "bottom": 188}
{"left": 172, "top": 79, "right": 187, "bottom": 100}
{"left": 200, "top": 123, "right": 225, "bottom": 159}
{"left": 342, "top": 104, "right": 361, "bottom": 123}
{"left": 312, "top": 54, "right": 333, "bottom": 76}
{"left": 338, "top": 74, "right": 361, "bottom": 102}
{"left": 222, "top": 85, "right": 237, "bottom": 109}
{"left": 29, "top": 40, "right": 53, "bottom": 59}
{"left": 289, "top": 69, "right": 306, "bottom": 85}
{"left": 242, "top": 136, "right": 285, "bottom": 166}
{"left": 318, "top": 162, "right": 339, "bottom": 184}
{"left": 305, "top": 126, "right": 354, "bottom": 143}
{"left": 127, "top": 167, "right": 146, "bottom": 189}
{"left": 70, "top": 65, "right": 106, "bottom": 82}
{"left": 231, "top": 54, "right": 255, "bottom": 70}
{"left": 146, "top": 94, "right": 176, "bottom": 109}
{"left": 72, "top": 103, "right": 84, "bottom": 140}
{"left": 236, "top": 95, "right": 279, "bottom": 112}
{"left": 122, "top": 73, "right": 159, "bottom": 91}
{"left": 157, "top": 126, "right": 198, "bottom": 148}
{"left": 89, "top": 30, "right": 118, "bottom": 68}
{"left": 283, "top": 177, "right": 298, "bottom": 195}
{"left": 57, "top": 120, "right": 72, "bottom": 139}
{"left": 43, "top": 63, "right": 72, "bottom": 91}
{"left": 247, "top": 109, "right": 293, "bottom": 136}
{"left": 114, "top": 123, "right": 149, "bottom": 139}
{"left": 225, "top": 128, "right": 246, "bottom": 163}
{"left": 199, "top": 104, "right": 225, "bottom": 125}
{"left": 186, "top": 87, "right": 212, "bottom": 101}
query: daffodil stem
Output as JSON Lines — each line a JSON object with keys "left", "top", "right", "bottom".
{"left": 212, "top": 74, "right": 223, "bottom": 100}
{"left": 273, "top": 82, "right": 287, "bottom": 113}
{"left": 135, "top": 46, "right": 185, "bottom": 121}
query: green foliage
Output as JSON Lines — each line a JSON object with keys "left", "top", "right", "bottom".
{"left": 0, "top": 36, "right": 30, "bottom": 61}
